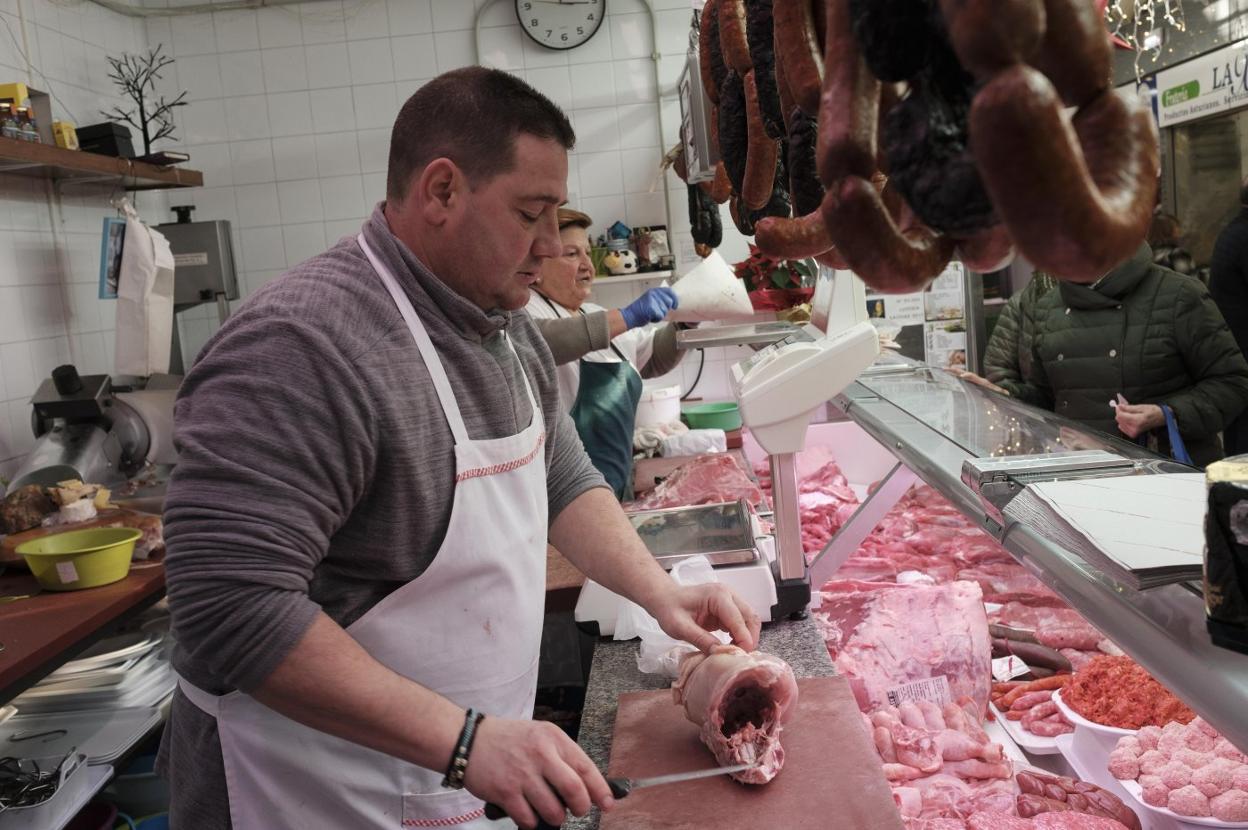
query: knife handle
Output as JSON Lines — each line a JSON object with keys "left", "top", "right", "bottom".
{"left": 483, "top": 802, "right": 563, "bottom": 829}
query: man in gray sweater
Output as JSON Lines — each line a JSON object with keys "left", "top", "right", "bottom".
{"left": 158, "top": 67, "right": 760, "bottom": 830}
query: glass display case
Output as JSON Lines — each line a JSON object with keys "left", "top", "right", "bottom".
{"left": 824, "top": 358, "right": 1248, "bottom": 749}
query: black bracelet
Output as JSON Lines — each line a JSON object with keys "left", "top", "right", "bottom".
{"left": 442, "top": 708, "right": 486, "bottom": 790}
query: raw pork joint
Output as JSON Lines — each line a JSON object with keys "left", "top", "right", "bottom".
{"left": 672, "top": 645, "right": 799, "bottom": 784}
{"left": 817, "top": 580, "right": 993, "bottom": 717}
{"left": 629, "top": 454, "right": 766, "bottom": 511}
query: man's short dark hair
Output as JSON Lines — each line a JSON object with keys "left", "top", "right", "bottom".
{"left": 387, "top": 67, "right": 576, "bottom": 203}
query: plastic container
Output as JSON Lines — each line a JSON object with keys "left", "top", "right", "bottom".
{"left": 636, "top": 385, "right": 681, "bottom": 427}
{"left": 683, "top": 402, "right": 743, "bottom": 431}
{"left": 16, "top": 527, "right": 140, "bottom": 591}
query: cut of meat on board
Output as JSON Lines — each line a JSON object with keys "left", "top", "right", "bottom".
{"left": 671, "top": 645, "right": 799, "bottom": 784}
{"left": 816, "top": 580, "right": 993, "bottom": 717}
{"left": 628, "top": 454, "right": 766, "bottom": 511}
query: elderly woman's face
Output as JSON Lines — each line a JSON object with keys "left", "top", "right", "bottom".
{"left": 536, "top": 226, "right": 594, "bottom": 311}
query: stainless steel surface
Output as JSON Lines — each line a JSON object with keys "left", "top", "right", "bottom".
{"left": 676, "top": 322, "right": 800, "bottom": 351}
{"left": 7, "top": 417, "right": 139, "bottom": 493}
{"left": 629, "top": 762, "right": 756, "bottom": 790}
{"left": 628, "top": 500, "right": 759, "bottom": 570}
{"left": 961, "top": 451, "right": 1136, "bottom": 530}
{"left": 769, "top": 453, "right": 805, "bottom": 581}
{"left": 836, "top": 359, "right": 1248, "bottom": 751}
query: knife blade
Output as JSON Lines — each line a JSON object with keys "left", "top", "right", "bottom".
{"left": 483, "top": 762, "right": 757, "bottom": 825}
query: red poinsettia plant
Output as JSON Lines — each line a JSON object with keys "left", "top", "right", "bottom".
{"left": 733, "top": 245, "right": 815, "bottom": 311}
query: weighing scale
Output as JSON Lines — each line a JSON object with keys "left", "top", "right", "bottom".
{"left": 575, "top": 267, "right": 880, "bottom": 634}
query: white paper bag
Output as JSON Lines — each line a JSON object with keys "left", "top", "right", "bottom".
{"left": 667, "top": 250, "right": 756, "bottom": 322}
{"left": 114, "top": 199, "right": 175, "bottom": 377}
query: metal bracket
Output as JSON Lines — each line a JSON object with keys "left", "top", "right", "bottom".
{"left": 808, "top": 461, "right": 919, "bottom": 590}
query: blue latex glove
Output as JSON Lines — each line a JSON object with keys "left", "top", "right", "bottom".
{"left": 620, "top": 287, "right": 679, "bottom": 329}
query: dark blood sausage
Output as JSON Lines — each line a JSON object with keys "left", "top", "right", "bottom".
{"left": 743, "top": 71, "right": 779, "bottom": 210}
{"left": 719, "top": 0, "right": 753, "bottom": 74}
{"left": 718, "top": 72, "right": 749, "bottom": 195}
{"left": 969, "top": 65, "right": 1158, "bottom": 282}
{"left": 788, "top": 109, "right": 824, "bottom": 215}
{"left": 774, "top": 42, "right": 798, "bottom": 133}
{"left": 700, "top": 0, "right": 722, "bottom": 105}
{"left": 772, "top": 0, "right": 823, "bottom": 117}
{"left": 745, "top": 0, "right": 785, "bottom": 139}
{"left": 689, "top": 184, "right": 723, "bottom": 248}
{"left": 848, "top": 0, "right": 937, "bottom": 82}
{"left": 882, "top": 50, "right": 997, "bottom": 236}
{"left": 989, "top": 638, "right": 1072, "bottom": 674}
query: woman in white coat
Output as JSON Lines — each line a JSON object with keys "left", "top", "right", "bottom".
{"left": 526, "top": 209, "right": 686, "bottom": 499}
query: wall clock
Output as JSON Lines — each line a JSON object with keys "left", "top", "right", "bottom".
{"left": 515, "top": 0, "right": 606, "bottom": 51}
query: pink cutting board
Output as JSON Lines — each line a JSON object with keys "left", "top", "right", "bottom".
{"left": 601, "top": 676, "right": 905, "bottom": 830}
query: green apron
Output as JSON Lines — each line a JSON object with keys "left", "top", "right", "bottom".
{"left": 571, "top": 353, "right": 643, "bottom": 501}
{"left": 543, "top": 296, "right": 643, "bottom": 500}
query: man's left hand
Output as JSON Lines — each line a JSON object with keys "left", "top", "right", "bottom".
{"left": 1115, "top": 403, "right": 1165, "bottom": 439}
{"left": 651, "top": 583, "right": 761, "bottom": 653}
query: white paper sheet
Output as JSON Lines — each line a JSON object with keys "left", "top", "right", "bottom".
{"left": 1025, "top": 474, "right": 1206, "bottom": 573}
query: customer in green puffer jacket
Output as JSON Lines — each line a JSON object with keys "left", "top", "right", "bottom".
{"left": 984, "top": 271, "right": 1058, "bottom": 389}
{"left": 998, "top": 243, "right": 1248, "bottom": 467}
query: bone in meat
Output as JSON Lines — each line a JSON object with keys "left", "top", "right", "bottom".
{"left": 672, "top": 645, "right": 799, "bottom": 784}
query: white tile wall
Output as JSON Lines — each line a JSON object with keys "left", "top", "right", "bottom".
{"left": 0, "top": 0, "right": 161, "bottom": 481}
{"left": 0, "top": 0, "right": 745, "bottom": 478}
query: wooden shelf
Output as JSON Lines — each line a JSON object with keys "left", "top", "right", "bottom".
{"left": 0, "top": 136, "right": 203, "bottom": 190}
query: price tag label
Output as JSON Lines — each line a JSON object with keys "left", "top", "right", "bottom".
{"left": 992, "top": 655, "right": 1031, "bottom": 682}
{"left": 56, "top": 561, "right": 79, "bottom": 584}
{"left": 886, "top": 675, "right": 952, "bottom": 708}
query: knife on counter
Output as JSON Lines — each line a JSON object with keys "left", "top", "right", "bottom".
{"left": 483, "top": 762, "right": 758, "bottom": 827}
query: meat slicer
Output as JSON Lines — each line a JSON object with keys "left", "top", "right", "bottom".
{"left": 575, "top": 267, "right": 879, "bottom": 634}
{"left": 5, "top": 365, "right": 179, "bottom": 495}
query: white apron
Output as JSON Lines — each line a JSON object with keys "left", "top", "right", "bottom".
{"left": 177, "top": 232, "right": 549, "bottom": 829}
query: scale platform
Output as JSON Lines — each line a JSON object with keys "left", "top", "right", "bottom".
{"left": 575, "top": 502, "right": 779, "bottom": 636}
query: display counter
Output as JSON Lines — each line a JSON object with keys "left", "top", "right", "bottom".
{"left": 827, "top": 358, "right": 1248, "bottom": 750}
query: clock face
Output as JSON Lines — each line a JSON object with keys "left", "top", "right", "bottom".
{"left": 515, "top": 0, "right": 606, "bottom": 51}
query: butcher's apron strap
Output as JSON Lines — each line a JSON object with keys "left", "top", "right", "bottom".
{"left": 357, "top": 232, "right": 469, "bottom": 445}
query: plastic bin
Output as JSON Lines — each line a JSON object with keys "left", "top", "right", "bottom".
{"left": 636, "top": 385, "right": 681, "bottom": 427}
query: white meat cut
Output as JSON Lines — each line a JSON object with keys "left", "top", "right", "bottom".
{"left": 671, "top": 645, "right": 799, "bottom": 784}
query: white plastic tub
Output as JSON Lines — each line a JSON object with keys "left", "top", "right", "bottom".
{"left": 636, "top": 385, "right": 682, "bottom": 428}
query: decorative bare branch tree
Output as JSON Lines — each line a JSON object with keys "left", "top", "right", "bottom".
{"left": 101, "top": 45, "right": 188, "bottom": 156}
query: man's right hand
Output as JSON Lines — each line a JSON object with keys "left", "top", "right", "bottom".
{"left": 464, "top": 717, "right": 614, "bottom": 829}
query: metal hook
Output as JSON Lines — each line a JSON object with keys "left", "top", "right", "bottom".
{"left": 7, "top": 729, "right": 67, "bottom": 744}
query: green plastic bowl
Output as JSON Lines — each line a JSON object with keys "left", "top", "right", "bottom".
{"left": 683, "top": 402, "right": 743, "bottom": 431}
{"left": 16, "top": 527, "right": 140, "bottom": 591}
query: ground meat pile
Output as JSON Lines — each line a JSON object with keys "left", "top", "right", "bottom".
{"left": 1063, "top": 656, "right": 1195, "bottom": 730}
{"left": 1110, "top": 717, "right": 1248, "bottom": 821}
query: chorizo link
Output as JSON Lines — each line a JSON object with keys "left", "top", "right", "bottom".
{"left": 969, "top": 65, "right": 1158, "bottom": 281}
{"left": 755, "top": 212, "right": 833, "bottom": 258}
{"left": 1031, "top": 0, "right": 1112, "bottom": 109}
{"left": 937, "top": 0, "right": 1046, "bottom": 79}
{"left": 743, "top": 71, "right": 779, "bottom": 210}
{"left": 821, "top": 175, "right": 954, "bottom": 292}
{"left": 719, "top": 0, "right": 753, "bottom": 74}
{"left": 957, "top": 224, "right": 1015, "bottom": 273}
{"left": 816, "top": 0, "right": 879, "bottom": 187}
{"left": 773, "top": 0, "right": 823, "bottom": 117}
